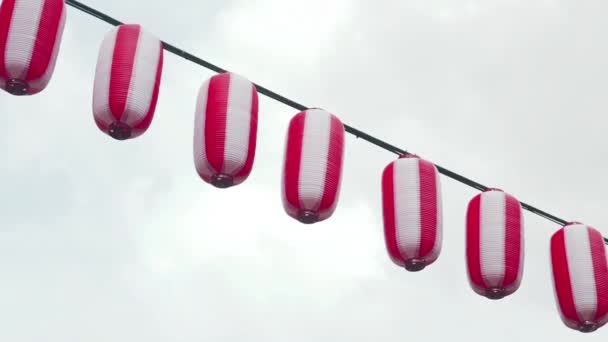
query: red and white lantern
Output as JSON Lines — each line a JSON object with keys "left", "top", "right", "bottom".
{"left": 281, "top": 108, "right": 345, "bottom": 224}
{"left": 92, "top": 24, "right": 164, "bottom": 140}
{"left": 193, "top": 72, "right": 259, "bottom": 188}
{"left": 0, "top": 0, "right": 66, "bottom": 95}
{"left": 381, "top": 154, "right": 443, "bottom": 271}
{"left": 550, "top": 222, "right": 608, "bottom": 333}
{"left": 466, "top": 189, "right": 524, "bottom": 299}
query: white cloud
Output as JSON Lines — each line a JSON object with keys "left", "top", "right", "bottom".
{"left": 215, "top": 0, "right": 354, "bottom": 65}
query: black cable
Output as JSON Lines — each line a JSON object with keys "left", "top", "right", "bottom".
{"left": 64, "top": 0, "right": 607, "bottom": 244}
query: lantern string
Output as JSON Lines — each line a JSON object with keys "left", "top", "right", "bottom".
{"left": 64, "top": 0, "right": 608, "bottom": 244}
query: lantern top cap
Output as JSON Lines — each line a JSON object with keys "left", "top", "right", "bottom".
{"left": 398, "top": 153, "right": 419, "bottom": 159}
{"left": 484, "top": 187, "right": 504, "bottom": 192}
{"left": 564, "top": 221, "right": 585, "bottom": 227}
{"left": 117, "top": 23, "right": 142, "bottom": 30}
{"left": 303, "top": 108, "right": 342, "bottom": 123}
{"left": 218, "top": 70, "right": 241, "bottom": 77}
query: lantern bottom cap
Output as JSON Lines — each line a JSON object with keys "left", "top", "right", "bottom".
{"left": 577, "top": 321, "right": 598, "bottom": 333}
{"left": 211, "top": 174, "right": 234, "bottom": 188}
{"left": 404, "top": 259, "right": 426, "bottom": 272}
{"left": 5, "top": 79, "right": 28, "bottom": 95}
{"left": 297, "top": 209, "right": 319, "bottom": 224}
{"left": 108, "top": 122, "right": 132, "bottom": 140}
{"left": 484, "top": 287, "right": 506, "bottom": 300}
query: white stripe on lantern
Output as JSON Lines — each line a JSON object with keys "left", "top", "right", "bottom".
{"left": 222, "top": 73, "right": 253, "bottom": 175}
{"left": 122, "top": 28, "right": 161, "bottom": 127}
{"left": 92, "top": 27, "right": 118, "bottom": 126}
{"left": 194, "top": 79, "right": 214, "bottom": 178}
{"left": 298, "top": 109, "right": 331, "bottom": 210}
{"left": 564, "top": 225, "right": 598, "bottom": 322}
{"left": 480, "top": 191, "right": 506, "bottom": 288}
{"left": 393, "top": 158, "right": 421, "bottom": 259}
{"left": 27, "top": 4, "right": 65, "bottom": 93}
{"left": 4, "top": 0, "right": 44, "bottom": 79}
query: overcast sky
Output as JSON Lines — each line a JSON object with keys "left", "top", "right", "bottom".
{"left": 1, "top": 0, "right": 607, "bottom": 341}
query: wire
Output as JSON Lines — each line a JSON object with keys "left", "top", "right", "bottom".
{"left": 64, "top": 0, "right": 607, "bottom": 244}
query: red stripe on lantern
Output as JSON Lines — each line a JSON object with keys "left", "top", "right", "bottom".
{"left": 203, "top": 72, "right": 230, "bottom": 175}
{"left": 25, "top": 0, "right": 63, "bottom": 80}
{"left": 109, "top": 24, "right": 139, "bottom": 122}
{"left": 503, "top": 193, "right": 523, "bottom": 291}
{"left": 589, "top": 228, "right": 608, "bottom": 322}
{"left": 0, "top": 0, "right": 17, "bottom": 80}
{"left": 466, "top": 194, "right": 485, "bottom": 291}
{"left": 283, "top": 112, "right": 305, "bottom": 219}
{"left": 418, "top": 158, "right": 438, "bottom": 258}
{"left": 382, "top": 162, "right": 404, "bottom": 267}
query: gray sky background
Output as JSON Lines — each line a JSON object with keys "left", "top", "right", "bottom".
{"left": 0, "top": 0, "right": 607, "bottom": 340}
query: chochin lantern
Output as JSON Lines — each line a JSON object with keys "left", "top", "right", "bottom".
{"left": 550, "top": 222, "right": 608, "bottom": 333}
{"left": 281, "top": 108, "right": 345, "bottom": 224}
{"left": 92, "top": 24, "right": 164, "bottom": 140}
{"left": 381, "top": 154, "right": 443, "bottom": 272}
{"left": 193, "top": 72, "right": 259, "bottom": 188}
{"left": 0, "top": 0, "right": 66, "bottom": 95}
{"left": 466, "top": 188, "right": 524, "bottom": 299}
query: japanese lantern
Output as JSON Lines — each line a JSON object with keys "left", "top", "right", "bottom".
{"left": 381, "top": 154, "right": 443, "bottom": 271}
{"left": 466, "top": 188, "right": 524, "bottom": 299}
{"left": 281, "top": 108, "right": 345, "bottom": 224}
{"left": 550, "top": 222, "right": 608, "bottom": 333}
{"left": 0, "top": 0, "right": 66, "bottom": 95}
{"left": 193, "top": 72, "right": 259, "bottom": 188}
{"left": 92, "top": 24, "right": 164, "bottom": 140}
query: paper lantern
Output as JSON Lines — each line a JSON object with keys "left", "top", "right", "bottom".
{"left": 550, "top": 222, "right": 608, "bottom": 333}
{"left": 92, "top": 24, "right": 163, "bottom": 140}
{"left": 193, "top": 72, "right": 258, "bottom": 188}
{"left": 381, "top": 154, "right": 443, "bottom": 271}
{"left": 282, "top": 108, "right": 344, "bottom": 224}
{"left": 0, "top": 0, "right": 66, "bottom": 95}
{"left": 466, "top": 188, "right": 524, "bottom": 299}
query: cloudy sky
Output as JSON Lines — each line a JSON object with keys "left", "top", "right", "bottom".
{"left": 1, "top": 0, "right": 607, "bottom": 340}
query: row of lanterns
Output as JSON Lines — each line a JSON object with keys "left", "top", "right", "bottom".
{"left": 2, "top": 0, "right": 608, "bottom": 334}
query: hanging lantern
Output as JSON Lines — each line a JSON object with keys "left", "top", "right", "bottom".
{"left": 92, "top": 24, "right": 163, "bottom": 140}
{"left": 550, "top": 222, "right": 608, "bottom": 333}
{"left": 381, "top": 154, "right": 443, "bottom": 272}
{"left": 466, "top": 188, "right": 524, "bottom": 299}
{"left": 281, "top": 108, "right": 345, "bottom": 224}
{"left": 193, "top": 72, "right": 259, "bottom": 188}
{"left": 0, "top": 0, "right": 66, "bottom": 95}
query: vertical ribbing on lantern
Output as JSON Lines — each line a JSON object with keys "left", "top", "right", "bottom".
{"left": 382, "top": 156, "right": 443, "bottom": 271}
{"left": 193, "top": 72, "right": 258, "bottom": 188}
{"left": 551, "top": 223, "right": 608, "bottom": 333}
{"left": 282, "top": 109, "right": 345, "bottom": 224}
{"left": 466, "top": 189, "right": 524, "bottom": 299}
{"left": 92, "top": 24, "right": 163, "bottom": 140}
{"left": 0, "top": 0, "right": 65, "bottom": 95}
